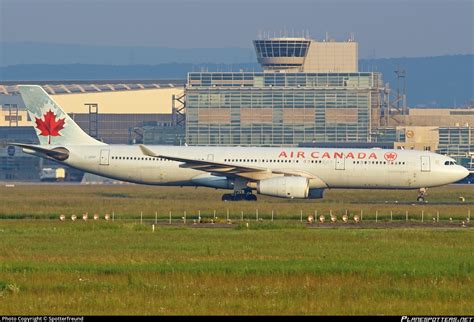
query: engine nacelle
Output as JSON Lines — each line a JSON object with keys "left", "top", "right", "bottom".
{"left": 257, "top": 176, "right": 309, "bottom": 199}
{"left": 191, "top": 174, "right": 233, "bottom": 189}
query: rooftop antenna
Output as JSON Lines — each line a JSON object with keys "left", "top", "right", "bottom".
{"left": 368, "top": 48, "right": 377, "bottom": 72}
{"left": 394, "top": 67, "right": 407, "bottom": 114}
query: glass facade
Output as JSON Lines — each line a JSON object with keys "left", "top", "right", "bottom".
{"left": 253, "top": 39, "right": 310, "bottom": 71}
{"left": 254, "top": 40, "right": 310, "bottom": 58}
{"left": 0, "top": 127, "right": 39, "bottom": 180}
{"left": 0, "top": 126, "right": 85, "bottom": 181}
{"left": 70, "top": 113, "right": 174, "bottom": 144}
{"left": 438, "top": 127, "right": 474, "bottom": 155}
{"left": 143, "top": 125, "right": 186, "bottom": 145}
{"left": 437, "top": 127, "right": 474, "bottom": 167}
{"left": 186, "top": 72, "right": 382, "bottom": 146}
{"left": 373, "top": 127, "right": 406, "bottom": 143}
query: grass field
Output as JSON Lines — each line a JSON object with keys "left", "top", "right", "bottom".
{"left": 0, "top": 184, "right": 473, "bottom": 222}
{"left": 0, "top": 184, "right": 473, "bottom": 315}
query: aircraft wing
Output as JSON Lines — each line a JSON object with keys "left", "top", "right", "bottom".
{"left": 139, "top": 144, "right": 317, "bottom": 181}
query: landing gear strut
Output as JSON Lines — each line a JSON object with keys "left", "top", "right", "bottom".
{"left": 222, "top": 188, "right": 257, "bottom": 201}
{"left": 417, "top": 188, "right": 427, "bottom": 203}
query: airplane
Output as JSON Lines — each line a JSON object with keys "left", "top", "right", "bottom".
{"left": 12, "top": 85, "right": 469, "bottom": 202}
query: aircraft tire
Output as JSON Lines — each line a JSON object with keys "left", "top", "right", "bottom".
{"left": 245, "top": 194, "right": 257, "bottom": 201}
{"left": 232, "top": 194, "right": 244, "bottom": 201}
{"left": 222, "top": 194, "right": 233, "bottom": 201}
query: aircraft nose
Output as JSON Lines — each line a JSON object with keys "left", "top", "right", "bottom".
{"left": 457, "top": 166, "right": 470, "bottom": 181}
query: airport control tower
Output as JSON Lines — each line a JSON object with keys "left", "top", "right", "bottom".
{"left": 186, "top": 33, "right": 381, "bottom": 146}
{"left": 253, "top": 35, "right": 358, "bottom": 73}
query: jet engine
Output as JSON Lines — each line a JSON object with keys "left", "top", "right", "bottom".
{"left": 191, "top": 174, "right": 233, "bottom": 189}
{"left": 257, "top": 176, "right": 309, "bottom": 199}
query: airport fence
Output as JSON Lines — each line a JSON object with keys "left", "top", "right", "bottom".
{"left": 43, "top": 208, "right": 472, "bottom": 227}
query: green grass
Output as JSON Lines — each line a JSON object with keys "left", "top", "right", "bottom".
{"left": 0, "top": 222, "right": 472, "bottom": 315}
{"left": 0, "top": 185, "right": 473, "bottom": 315}
{"left": 0, "top": 184, "right": 473, "bottom": 221}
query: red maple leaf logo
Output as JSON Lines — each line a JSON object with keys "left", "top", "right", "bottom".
{"left": 35, "top": 109, "right": 65, "bottom": 144}
{"left": 384, "top": 152, "right": 398, "bottom": 162}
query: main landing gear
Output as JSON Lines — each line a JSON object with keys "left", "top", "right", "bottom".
{"left": 417, "top": 188, "right": 428, "bottom": 203}
{"left": 222, "top": 188, "right": 257, "bottom": 201}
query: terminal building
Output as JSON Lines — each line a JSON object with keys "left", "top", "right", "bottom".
{"left": 186, "top": 72, "right": 381, "bottom": 146}
{"left": 0, "top": 82, "right": 184, "bottom": 144}
{"left": 186, "top": 36, "right": 382, "bottom": 146}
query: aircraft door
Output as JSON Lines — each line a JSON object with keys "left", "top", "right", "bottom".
{"left": 100, "top": 149, "right": 110, "bottom": 166}
{"left": 420, "top": 156, "right": 430, "bottom": 172}
{"left": 207, "top": 154, "right": 214, "bottom": 162}
{"left": 335, "top": 156, "right": 345, "bottom": 170}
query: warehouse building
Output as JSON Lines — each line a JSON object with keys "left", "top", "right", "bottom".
{"left": 0, "top": 81, "right": 184, "bottom": 180}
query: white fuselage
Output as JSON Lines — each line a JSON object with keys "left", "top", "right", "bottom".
{"left": 50, "top": 145, "right": 468, "bottom": 190}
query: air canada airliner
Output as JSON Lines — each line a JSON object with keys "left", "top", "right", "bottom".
{"left": 13, "top": 85, "right": 469, "bottom": 202}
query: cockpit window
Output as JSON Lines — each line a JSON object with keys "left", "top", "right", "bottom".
{"left": 444, "top": 161, "right": 456, "bottom": 165}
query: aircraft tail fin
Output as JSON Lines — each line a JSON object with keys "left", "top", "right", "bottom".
{"left": 18, "top": 85, "right": 105, "bottom": 146}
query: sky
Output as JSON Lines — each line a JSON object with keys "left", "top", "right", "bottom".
{"left": 0, "top": 0, "right": 473, "bottom": 58}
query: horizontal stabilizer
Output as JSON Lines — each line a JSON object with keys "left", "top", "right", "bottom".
{"left": 12, "top": 143, "right": 69, "bottom": 161}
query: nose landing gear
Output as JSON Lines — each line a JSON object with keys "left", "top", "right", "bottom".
{"left": 417, "top": 188, "right": 427, "bottom": 203}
